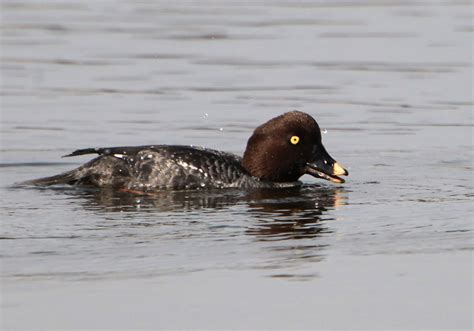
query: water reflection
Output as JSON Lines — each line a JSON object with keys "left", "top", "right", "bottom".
{"left": 244, "top": 188, "right": 345, "bottom": 279}
{"left": 62, "top": 185, "right": 346, "bottom": 241}
{"left": 20, "top": 185, "right": 347, "bottom": 280}
{"left": 245, "top": 187, "right": 344, "bottom": 240}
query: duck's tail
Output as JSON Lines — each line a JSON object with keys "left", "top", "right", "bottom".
{"left": 19, "top": 169, "right": 81, "bottom": 186}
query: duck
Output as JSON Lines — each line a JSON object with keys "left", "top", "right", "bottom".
{"left": 22, "top": 111, "right": 348, "bottom": 190}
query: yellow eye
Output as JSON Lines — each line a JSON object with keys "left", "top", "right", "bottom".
{"left": 290, "top": 135, "right": 300, "bottom": 145}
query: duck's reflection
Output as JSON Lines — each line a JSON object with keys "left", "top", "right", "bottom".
{"left": 52, "top": 184, "right": 347, "bottom": 279}
{"left": 243, "top": 187, "right": 346, "bottom": 279}
{"left": 245, "top": 187, "right": 344, "bottom": 240}
{"left": 65, "top": 185, "right": 346, "bottom": 240}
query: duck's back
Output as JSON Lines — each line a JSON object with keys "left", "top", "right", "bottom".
{"left": 26, "top": 145, "right": 251, "bottom": 190}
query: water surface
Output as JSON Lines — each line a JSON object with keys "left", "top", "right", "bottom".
{"left": 1, "top": 0, "right": 472, "bottom": 329}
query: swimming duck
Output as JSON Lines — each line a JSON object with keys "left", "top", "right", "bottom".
{"left": 22, "top": 111, "right": 348, "bottom": 190}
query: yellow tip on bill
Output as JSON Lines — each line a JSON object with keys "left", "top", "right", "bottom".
{"left": 333, "top": 162, "right": 348, "bottom": 176}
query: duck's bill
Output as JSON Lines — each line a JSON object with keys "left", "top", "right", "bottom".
{"left": 305, "top": 163, "right": 347, "bottom": 183}
{"left": 305, "top": 147, "right": 349, "bottom": 184}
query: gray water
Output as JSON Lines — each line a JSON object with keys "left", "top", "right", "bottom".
{"left": 1, "top": 1, "right": 473, "bottom": 329}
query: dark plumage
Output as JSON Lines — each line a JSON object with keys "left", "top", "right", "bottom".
{"left": 21, "top": 111, "right": 348, "bottom": 190}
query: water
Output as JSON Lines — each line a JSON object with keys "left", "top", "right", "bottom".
{"left": 1, "top": 1, "right": 473, "bottom": 329}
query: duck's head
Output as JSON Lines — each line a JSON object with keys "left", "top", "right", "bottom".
{"left": 242, "top": 111, "right": 349, "bottom": 183}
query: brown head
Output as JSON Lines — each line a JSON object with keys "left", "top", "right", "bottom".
{"left": 242, "top": 111, "right": 348, "bottom": 183}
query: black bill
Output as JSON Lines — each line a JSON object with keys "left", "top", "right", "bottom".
{"left": 305, "top": 145, "right": 349, "bottom": 183}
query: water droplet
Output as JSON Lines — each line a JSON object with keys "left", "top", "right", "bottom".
{"left": 321, "top": 128, "right": 328, "bottom": 134}
{"left": 219, "top": 127, "right": 223, "bottom": 131}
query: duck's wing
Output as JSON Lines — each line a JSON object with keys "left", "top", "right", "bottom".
{"left": 121, "top": 146, "right": 245, "bottom": 189}
{"left": 62, "top": 145, "right": 167, "bottom": 158}
{"left": 23, "top": 145, "right": 246, "bottom": 190}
